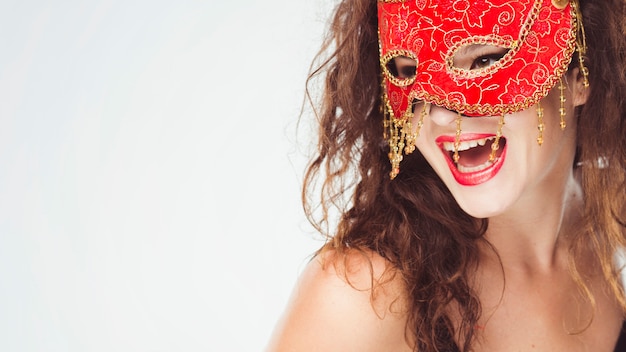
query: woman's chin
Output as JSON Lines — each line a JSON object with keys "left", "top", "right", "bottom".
{"left": 454, "top": 196, "right": 512, "bottom": 219}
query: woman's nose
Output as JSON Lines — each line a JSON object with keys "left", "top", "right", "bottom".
{"left": 427, "top": 104, "right": 461, "bottom": 127}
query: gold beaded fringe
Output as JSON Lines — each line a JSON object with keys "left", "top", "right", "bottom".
{"left": 453, "top": 112, "right": 462, "bottom": 164}
{"left": 383, "top": 95, "right": 424, "bottom": 179}
{"left": 536, "top": 101, "right": 545, "bottom": 146}
{"left": 559, "top": 78, "right": 567, "bottom": 130}
{"left": 489, "top": 114, "right": 506, "bottom": 162}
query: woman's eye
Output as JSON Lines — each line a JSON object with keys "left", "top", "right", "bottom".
{"left": 451, "top": 45, "right": 510, "bottom": 71}
{"left": 470, "top": 53, "right": 507, "bottom": 70}
{"left": 387, "top": 56, "right": 417, "bottom": 79}
{"left": 398, "top": 65, "right": 416, "bottom": 78}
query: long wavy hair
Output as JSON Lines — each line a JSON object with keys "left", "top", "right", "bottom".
{"left": 302, "top": 0, "right": 626, "bottom": 351}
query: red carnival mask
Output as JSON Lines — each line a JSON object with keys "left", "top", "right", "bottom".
{"left": 378, "top": 0, "right": 585, "bottom": 178}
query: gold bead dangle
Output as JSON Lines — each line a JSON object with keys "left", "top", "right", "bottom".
{"left": 559, "top": 78, "right": 567, "bottom": 130}
{"left": 572, "top": 0, "right": 590, "bottom": 88}
{"left": 489, "top": 114, "right": 506, "bottom": 162}
{"left": 383, "top": 94, "right": 406, "bottom": 179}
{"left": 384, "top": 94, "right": 425, "bottom": 179}
{"left": 402, "top": 102, "right": 428, "bottom": 155}
{"left": 453, "top": 112, "right": 462, "bottom": 164}
{"left": 416, "top": 103, "right": 428, "bottom": 138}
{"left": 536, "top": 102, "right": 545, "bottom": 146}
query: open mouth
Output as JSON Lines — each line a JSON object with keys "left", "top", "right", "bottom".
{"left": 436, "top": 134, "right": 507, "bottom": 186}
{"left": 441, "top": 136, "right": 506, "bottom": 172}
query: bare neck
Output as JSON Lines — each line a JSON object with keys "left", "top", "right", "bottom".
{"left": 481, "top": 170, "right": 583, "bottom": 273}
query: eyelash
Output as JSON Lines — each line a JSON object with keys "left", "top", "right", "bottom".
{"left": 470, "top": 52, "right": 508, "bottom": 70}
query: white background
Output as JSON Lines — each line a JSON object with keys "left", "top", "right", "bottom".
{"left": 0, "top": 0, "right": 336, "bottom": 351}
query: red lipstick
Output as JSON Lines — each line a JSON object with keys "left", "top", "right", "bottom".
{"left": 436, "top": 134, "right": 507, "bottom": 186}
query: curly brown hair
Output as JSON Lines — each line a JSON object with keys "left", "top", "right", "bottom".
{"left": 302, "top": 0, "right": 626, "bottom": 351}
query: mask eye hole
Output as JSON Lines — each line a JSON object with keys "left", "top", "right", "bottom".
{"left": 451, "top": 44, "right": 510, "bottom": 71}
{"left": 382, "top": 51, "right": 418, "bottom": 86}
{"left": 387, "top": 56, "right": 417, "bottom": 79}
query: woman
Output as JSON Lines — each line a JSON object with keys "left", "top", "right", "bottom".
{"left": 269, "top": 0, "right": 626, "bottom": 351}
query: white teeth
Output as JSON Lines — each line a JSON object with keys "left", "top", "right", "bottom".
{"left": 457, "top": 158, "right": 497, "bottom": 173}
{"left": 442, "top": 136, "right": 495, "bottom": 152}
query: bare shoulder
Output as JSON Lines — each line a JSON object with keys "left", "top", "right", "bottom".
{"left": 266, "top": 248, "right": 413, "bottom": 352}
